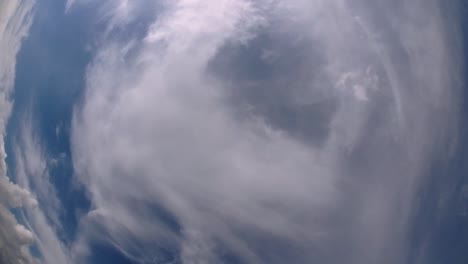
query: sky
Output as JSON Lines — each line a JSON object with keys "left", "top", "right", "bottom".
{"left": 0, "top": 0, "right": 467, "bottom": 263}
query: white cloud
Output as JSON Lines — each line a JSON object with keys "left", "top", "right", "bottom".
{"left": 13, "top": 118, "right": 71, "bottom": 264}
{"left": 0, "top": 1, "right": 37, "bottom": 263}
{"left": 71, "top": 0, "right": 462, "bottom": 263}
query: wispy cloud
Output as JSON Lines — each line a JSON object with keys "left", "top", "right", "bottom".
{"left": 70, "top": 0, "right": 462, "bottom": 263}
{"left": 0, "top": 1, "right": 37, "bottom": 263}
{"left": 13, "top": 117, "right": 71, "bottom": 264}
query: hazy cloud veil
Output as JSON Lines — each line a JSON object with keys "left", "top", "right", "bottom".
{"left": 68, "top": 0, "right": 462, "bottom": 263}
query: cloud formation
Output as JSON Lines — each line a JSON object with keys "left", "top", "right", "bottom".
{"left": 70, "top": 0, "right": 462, "bottom": 263}
{"left": 0, "top": 0, "right": 37, "bottom": 263}
{"left": 13, "top": 117, "right": 71, "bottom": 264}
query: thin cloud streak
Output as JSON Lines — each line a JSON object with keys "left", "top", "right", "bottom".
{"left": 13, "top": 118, "right": 71, "bottom": 264}
{"left": 0, "top": 1, "right": 37, "bottom": 263}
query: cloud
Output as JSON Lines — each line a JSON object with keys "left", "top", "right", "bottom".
{"left": 13, "top": 117, "right": 71, "bottom": 264}
{"left": 0, "top": 0, "right": 34, "bottom": 127}
{"left": 71, "top": 0, "right": 462, "bottom": 263}
{"left": 0, "top": 1, "right": 37, "bottom": 263}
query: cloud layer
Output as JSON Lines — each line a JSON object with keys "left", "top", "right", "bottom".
{"left": 67, "top": 0, "right": 462, "bottom": 263}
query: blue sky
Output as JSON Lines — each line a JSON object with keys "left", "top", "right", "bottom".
{"left": 1, "top": 0, "right": 468, "bottom": 263}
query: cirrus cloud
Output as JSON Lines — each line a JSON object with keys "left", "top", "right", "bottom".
{"left": 0, "top": 0, "right": 37, "bottom": 263}
{"left": 70, "top": 0, "right": 462, "bottom": 263}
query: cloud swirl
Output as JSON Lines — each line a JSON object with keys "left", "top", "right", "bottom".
{"left": 64, "top": 0, "right": 467, "bottom": 263}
